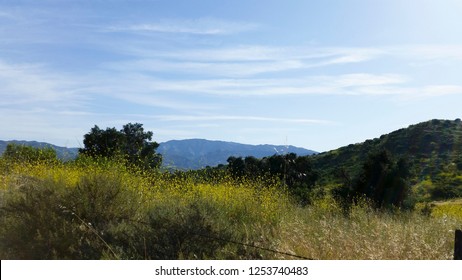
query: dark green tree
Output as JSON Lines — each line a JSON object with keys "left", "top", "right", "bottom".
{"left": 227, "top": 156, "right": 246, "bottom": 177}
{"left": 244, "top": 156, "right": 262, "bottom": 177}
{"left": 2, "top": 143, "right": 58, "bottom": 164}
{"left": 226, "top": 153, "right": 319, "bottom": 204}
{"left": 353, "top": 150, "right": 411, "bottom": 208}
{"left": 79, "top": 123, "right": 162, "bottom": 169}
{"left": 79, "top": 126, "right": 123, "bottom": 159}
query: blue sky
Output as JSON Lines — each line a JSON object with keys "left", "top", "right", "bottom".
{"left": 1, "top": 0, "right": 462, "bottom": 152}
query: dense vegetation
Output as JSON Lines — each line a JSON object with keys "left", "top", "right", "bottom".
{"left": 313, "top": 119, "right": 462, "bottom": 184}
{"left": 224, "top": 119, "right": 462, "bottom": 205}
{"left": 1, "top": 119, "right": 461, "bottom": 259}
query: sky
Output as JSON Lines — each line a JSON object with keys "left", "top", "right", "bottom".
{"left": 1, "top": 0, "right": 462, "bottom": 152}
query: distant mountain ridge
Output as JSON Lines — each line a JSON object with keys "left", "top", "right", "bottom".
{"left": 0, "top": 140, "right": 79, "bottom": 161}
{"left": 3, "top": 119, "right": 461, "bottom": 173}
{"left": 157, "top": 139, "right": 317, "bottom": 170}
{"left": 0, "top": 139, "right": 317, "bottom": 170}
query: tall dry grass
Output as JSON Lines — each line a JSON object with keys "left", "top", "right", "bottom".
{"left": 276, "top": 197, "right": 461, "bottom": 259}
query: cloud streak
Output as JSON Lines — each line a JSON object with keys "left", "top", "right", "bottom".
{"left": 99, "top": 43, "right": 462, "bottom": 102}
{"left": 102, "top": 45, "right": 384, "bottom": 81}
{"left": 0, "top": 60, "right": 87, "bottom": 107}
{"left": 152, "top": 114, "right": 332, "bottom": 124}
{"left": 96, "top": 73, "right": 461, "bottom": 100}
{"left": 105, "top": 18, "right": 259, "bottom": 35}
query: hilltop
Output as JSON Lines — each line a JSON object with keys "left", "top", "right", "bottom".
{"left": 311, "top": 119, "right": 462, "bottom": 183}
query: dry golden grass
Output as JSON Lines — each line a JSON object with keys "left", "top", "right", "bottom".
{"left": 276, "top": 197, "right": 461, "bottom": 260}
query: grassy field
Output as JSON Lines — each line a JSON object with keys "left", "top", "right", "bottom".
{"left": 1, "top": 158, "right": 461, "bottom": 259}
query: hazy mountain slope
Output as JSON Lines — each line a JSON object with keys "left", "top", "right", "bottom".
{"left": 5, "top": 119, "right": 459, "bottom": 173}
{"left": 0, "top": 140, "right": 79, "bottom": 161}
{"left": 1, "top": 139, "right": 316, "bottom": 169}
{"left": 158, "top": 139, "right": 317, "bottom": 170}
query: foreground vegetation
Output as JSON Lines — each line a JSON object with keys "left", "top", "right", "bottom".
{"left": 1, "top": 157, "right": 461, "bottom": 260}
{"left": 1, "top": 120, "right": 461, "bottom": 259}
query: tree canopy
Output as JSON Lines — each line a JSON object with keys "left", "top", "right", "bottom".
{"left": 227, "top": 153, "right": 319, "bottom": 204}
{"left": 79, "top": 123, "right": 162, "bottom": 169}
{"left": 332, "top": 150, "right": 412, "bottom": 209}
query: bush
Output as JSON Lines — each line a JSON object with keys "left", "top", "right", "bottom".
{"left": 0, "top": 160, "right": 284, "bottom": 259}
{"left": 2, "top": 143, "right": 58, "bottom": 164}
{"left": 136, "top": 202, "right": 230, "bottom": 259}
{"left": 0, "top": 176, "right": 81, "bottom": 259}
{"left": 0, "top": 173, "right": 139, "bottom": 259}
{"left": 429, "top": 184, "right": 462, "bottom": 200}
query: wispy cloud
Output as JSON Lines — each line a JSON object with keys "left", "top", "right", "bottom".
{"left": 357, "top": 84, "right": 462, "bottom": 99}
{"left": 387, "top": 45, "right": 462, "bottom": 62}
{"left": 103, "top": 58, "right": 306, "bottom": 77}
{"left": 100, "top": 72, "right": 461, "bottom": 101}
{"left": 98, "top": 42, "right": 462, "bottom": 101}
{"left": 104, "top": 45, "right": 383, "bottom": 78}
{"left": 105, "top": 18, "right": 259, "bottom": 35}
{"left": 152, "top": 114, "right": 332, "bottom": 124}
{"left": 0, "top": 60, "right": 86, "bottom": 107}
{"left": 135, "top": 46, "right": 383, "bottom": 63}
{"left": 106, "top": 43, "right": 462, "bottom": 78}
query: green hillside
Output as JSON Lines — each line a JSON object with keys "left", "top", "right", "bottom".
{"left": 312, "top": 119, "right": 462, "bottom": 184}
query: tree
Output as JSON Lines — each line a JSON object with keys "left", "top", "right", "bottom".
{"left": 79, "top": 126, "right": 123, "bottom": 159}
{"left": 227, "top": 156, "right": 245, "bottom": 177}
{"left": 353, "top": 150, "right": 411, "bottom": 208}
{"left": 2, "top": 143, "right": 57, "bottom": 164}
{"left": 226, "top": 153, "right": 319, "bottom": 205}
{"left": 79, "top": 123, "right": 162, "bottom": 169}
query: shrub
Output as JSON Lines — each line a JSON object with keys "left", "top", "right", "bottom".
{"left": 137, "top": 202, "right": 230, "bottom": 259}
{"left": 0, "top": 159, "right": 286, "bottom": 259}
{"left": 2, "top": 143, "right": 58, "bottom": 164}
{"left": 0, "top": 176, "right": 80, "bottom": 259}
{"left": 0, "top": 173, "right": 139, "bottom": 259}
{"left": 429, "top": 184, "right": 462, "bottom": 200}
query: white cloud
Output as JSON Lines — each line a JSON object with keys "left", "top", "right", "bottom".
{"left": 152, "top": 114, "right": 332, "bottom": 124}
{"left": 103, "top": 45, "right": 383, "bottom": 78}
{"left": 0, "top": 60, "right": 85, "bottom": 106}
{"left": 142, "top": 46, "right": 382, "bottom": 63}
{"left": 100, "top": 73, "right": 406, "bottom": 97}
{"left": 331, "top": 73, "right": 407, "bottom": 88}
{"left": 105, "top": 18, "right": 259, "bottom": 35}
{"left": 98, "top": 72, "right": 461, "bottom": 102}
{"left": 104, "top": 58, "right": 306, "bottom": 77}
{"left": 388, "top": 45, "right": 462, "bottom": 61}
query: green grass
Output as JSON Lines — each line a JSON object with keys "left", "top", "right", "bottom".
{"left": 0, "top": 158, "right": 461, "bottom": 259}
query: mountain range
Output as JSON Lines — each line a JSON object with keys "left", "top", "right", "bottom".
{"left": 157, "top": 139, "right": 316, "bottom": 170}
{"left": 2, "top": 118, "right": 461, "bottom": 174}
{"left": 0, "top": 139, "right": 316, "bottom": 170}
